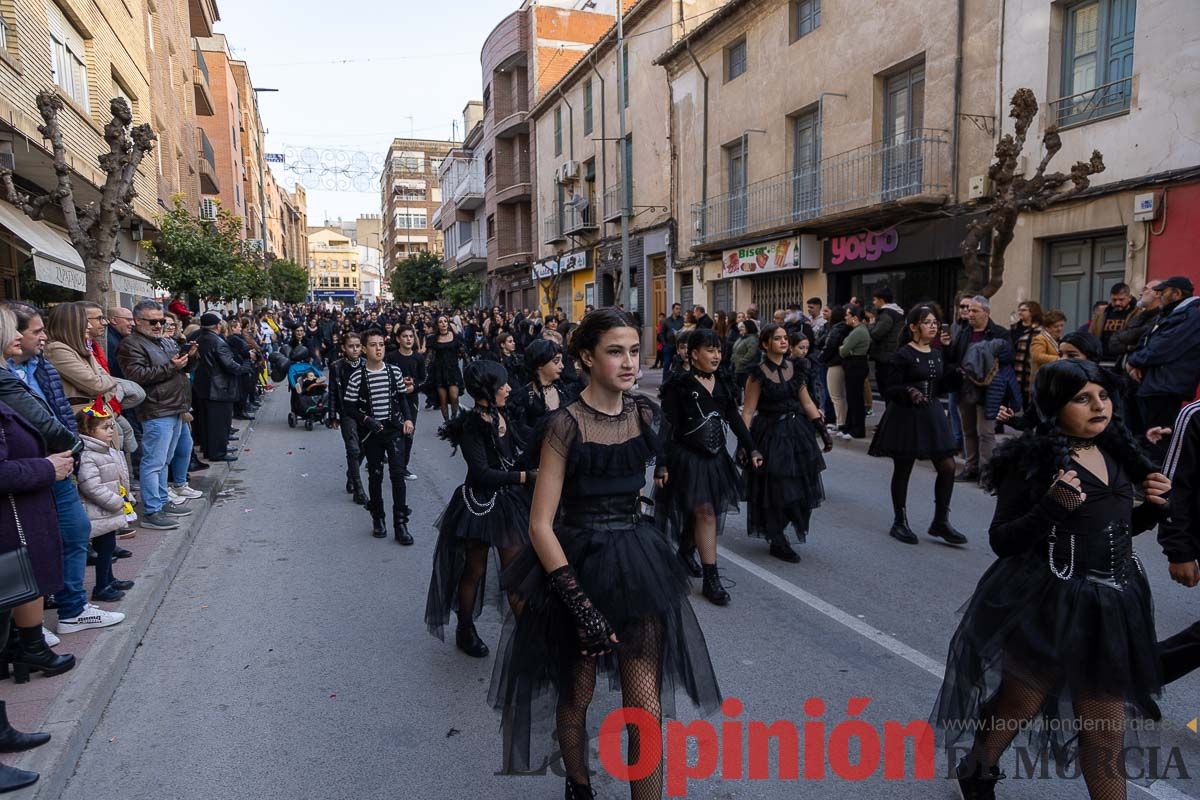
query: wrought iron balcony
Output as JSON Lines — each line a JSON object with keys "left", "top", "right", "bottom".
{"left": 690, "top": 128, "right": 950, "bottom": 248}
{"left": 563, "top": 202, "right": 597, "bottom": 235}
{"left": 196, "top": 128, "right": 219, "bottom": 194}
{"left": 1051, "top": 77, "right": 1132, "bottom": 128}
{"left": 543, "top": 209, "right": 565, "bottom": 244}
{"left": 456, "top": 232, "right": 487, "bottom": 264}
{"left": 603, "top": 184, "right": 629, "bottom": 223}
{"left": 450, "top": 158, "right": 484, "bottom": 209}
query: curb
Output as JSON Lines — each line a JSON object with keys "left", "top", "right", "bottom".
{"left": 9, "top": 412, "right": 259, "bottom": 800}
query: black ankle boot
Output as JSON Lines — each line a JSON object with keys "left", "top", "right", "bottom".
{"left": 345, "top": 478, "right": 354, "bottom": 494}
{"left": 954, "top": 756, "right": 1004, "bottom": 800}
{"left": 455, "top": 622, "right": 489, "bottom": 658}
{"left": 371, "top": 516, "right": 387, "bottom": 538}
{"left": 701, "top": 564, "right": 731, "bottom": 606}
{"left": 0, "top": 702, "right": 49, "bottom": 753}
{"left": 351, "top": 482, "right": 367, "bottom": 506}
{"left": 768, "top": 538, "right": 801, "bottom": 563}
{"left": 928, "top": 506, "right": 968, "bottom": 545}
{"left": 888, "top": 509, "right": 919, "bottom": 545}
{"left": 564, "top": 778, "right": 595, "bottom": 799}
{"left": 0, "top": 763, "right": 38, "bottom": 793}
{"left": 9, "top": 634, "right": 75, "bottom": 685}
{"left": 677, "top": 546, "right": 702, "bottom": 578}
{"left": 394, "top": 522, "right": 413, "bottom": 546}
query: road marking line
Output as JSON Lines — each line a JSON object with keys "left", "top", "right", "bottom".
{"left": 716, "top": 545, "right": 1196, "bottom": 800}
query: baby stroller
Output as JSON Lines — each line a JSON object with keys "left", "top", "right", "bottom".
{"left": 285, "top": 347, "right": 328, "bottom": 431}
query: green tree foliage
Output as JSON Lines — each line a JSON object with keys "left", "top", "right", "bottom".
{"left": 142, "top": 197, "right": 266, "bottom": 302}
{"left": 441, "top": 275, "right": 482, "bottom": 308}
{"left": 390, "top": 252, "right": 446, "bottom": 304}
{"left": 268, "top": 259, "right": 309, "bottom": 303}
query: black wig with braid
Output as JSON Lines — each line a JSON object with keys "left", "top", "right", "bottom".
{"left": 438, "top": 360, "right": 512, "bottom": 451}
{"left": 983, "top": 359, "right": 1157, "bottom": 496}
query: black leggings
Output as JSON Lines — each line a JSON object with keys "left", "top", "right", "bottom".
{"left": 890, "top": 456, "right": 956, "bottom": 516}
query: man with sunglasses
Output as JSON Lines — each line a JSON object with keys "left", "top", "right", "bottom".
{"left": 117, "top": 301, "right": 195, "bottom": 531}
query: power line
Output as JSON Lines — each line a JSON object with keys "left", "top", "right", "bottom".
{"left": 257, "top": 51, "right": 475, "bottom": 67}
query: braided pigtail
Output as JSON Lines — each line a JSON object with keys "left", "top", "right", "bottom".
{"left": 1100, "top": 411, "right": 1158, "bottom": 482}
{"left": 1047, "top": 425, "right": 1075, "bottom": 475}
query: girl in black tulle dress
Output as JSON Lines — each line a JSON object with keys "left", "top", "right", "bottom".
{"left": 425, "top": 361, "right": 533, "bottom": 658}
{"left": 933, "top": 360, "right": 1172, "bottom": 800}
{"left": 510, "top": 339, "right": 574, "bottom": 446}
{"left": 425, "top": 315, "right": 467, "bottom": 421}
{"left": 741, "top": 324, "right": 833, "bottom": 563}
{"left": 655, "top": 328, "right": 759, "bottom": 606}
{"left": 868, "top": 305, "right": 967, "bottom": 546}
{"left": 490, "top": 309, "right": 721, "bottom": 800}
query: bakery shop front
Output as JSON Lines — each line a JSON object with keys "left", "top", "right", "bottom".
{"left": 703, "top": 235, "right": 822, "bottom": 314}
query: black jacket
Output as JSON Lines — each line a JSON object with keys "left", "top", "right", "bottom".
{"left": 660, "top": 371, "right": 754, "bottom": 455}
{"left": 1159, "top": 400, "right": 1200, "bottom": 563}
{"left": 327, "top": 356, "right": 364, "bottom": 421}
{"left": 0, "top": 368, "right": 77, "bottom": 452}
{"left": 193, "top": 329, "right": 250, "bottom": 403}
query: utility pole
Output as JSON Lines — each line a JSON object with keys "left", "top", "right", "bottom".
{"left": 616, "top": 4, "right": 631, "bottom": 311}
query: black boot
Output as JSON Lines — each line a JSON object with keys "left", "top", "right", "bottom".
{"left": 0, "top": 702, "right": 49, "bottom": 753}
{"left": 564, "top": 778, "right": 595, "bottom": 799}
{"left": 189, "top": 454, "right": 210, "bottom": 472}
{"left": 928, "top": 505, "right": 968, "bottom": 545}
{"left": 677, "top": 546, "right": 702, "bottom": 578}
{"left": 701, "top": 564, "right": 730, "bottom": 606}
{"left": 0, "top": 763, "right": 38, "bottom": 793}
{"left": 371, "top": 516, "right": 387, "bottom": 538}
{"left": 954, "top": 756, "right": 1004, "bottom": 800}
{"left": 345, "top": 478, "right": 354, "bottom": 495}
{"left": 455, "top": 621, "right": 489, "bottom": 658}
{"left": 888, "top": 508, "right": 919, "bottom": 545}
{"left": 394, "top": 522, "right": 413, "bottom": 546}
{"left": 768, "top": 537, "right": 801, "bottom": 563}
{"left": 9, "top": 629, "right": 75, "bottom": 684}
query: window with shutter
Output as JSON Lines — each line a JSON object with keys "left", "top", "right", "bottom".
{"left": 46, "top": 2, "right": 89, "bottom": 111}
{"left": 1055, "top": 0, "right": 1135, "bottom": 126}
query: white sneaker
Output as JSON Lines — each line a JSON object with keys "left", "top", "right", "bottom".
{"left": 42, "top": 627, "right": 60, "bottom": 647}
{"left": 167, "top": 489, "right": 183, "bottom": 504}
{"left": 58, "top": 603, "right": 125, "bottom": 634}
{"left": 171, "top": 484, "right": 204, "bottom": 500}
{"left": 838, "top": 432, "right": 852, "bottom": 440}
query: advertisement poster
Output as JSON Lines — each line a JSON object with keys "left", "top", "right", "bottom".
{"left": 721, "top": 238, "right": 800, "bottom": 276}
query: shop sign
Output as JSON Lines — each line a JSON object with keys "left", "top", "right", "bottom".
{"left": 829, "top": 227, "right": 900, "bottom": 266}
{"left": 823, "top": 214, "right": 983, "bottom": 274}
{"left": 721, "top": 237, "right": 800, "bottom": 276}
{"left": 532, "top": 249, "right": 591, "bottom": 281}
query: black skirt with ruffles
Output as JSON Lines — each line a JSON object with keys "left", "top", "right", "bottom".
{"left": 868, "top": 400, "right": 958, "bottom": 460}
{"left": 654, "top": 443, "right": 743, "bottom": 547}
{"left": 745, "top": 412, "right": 825, "bottom": 541}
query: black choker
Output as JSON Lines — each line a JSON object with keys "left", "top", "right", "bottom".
{"left": 1066, "top": 436, "right": 1098, "bottom": 452}
{"left": 691, "top": 367, "right": 716, "bottom": 378}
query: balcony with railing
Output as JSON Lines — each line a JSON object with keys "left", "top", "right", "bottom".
{"left": 193, "top": 42, "right": 214, "bottom": 116}
{"left": 563, "top": 202, "right": 597, "bottom": 235}
{"left": 450, "top": 158, "right": 485, "bottom": 209}
{"left": 603, "top": 184, "right": 626, "bottom": 223}
{"left": 544, "top": 208, "right": 565, "bottom": 244}
{"left": 495, "top": 157, "right": 531, "bottom": 205}
{"left": 196, "top": 128, "right": 219, "bottom": 194}
{"left": 690, "top": 129, "right": 950, "bottom": 249}
{"left": 1051, "top": 77, "right": 1133, "bottom": 129}
{"left": 456, "top": 231, "right": 487, "bottom": 266}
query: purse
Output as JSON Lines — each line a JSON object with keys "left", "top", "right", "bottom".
{"left": 0, "top": 495, "right": 40, "bottom": 611}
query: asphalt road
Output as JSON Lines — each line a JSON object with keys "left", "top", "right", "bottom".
{"left": 57, "top": 388, "right": 1200, "bottom": 800}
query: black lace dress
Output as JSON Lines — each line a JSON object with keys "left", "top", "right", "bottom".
{"left": 745, "top": 359, "right": 826, "bottom": 542}
{"left": 868, "top": 346, "right": 958, "bottom": 460}
{"left": 933, "top": 447, "right": 1165, "bottom": 773}
{"left": 424, "top": 411, "right": 531, "bottom": 640}
{"left": 510, "top": 379, "right": 575, "bottom": 451}
{"left": 655, "top": 371, "right": 754, "bottom": 545}
{"left": 489, "top": 396, "right": 722, "bottom": 774}
{"left": 425, "top": 334, "right": 466, "bottom": 390}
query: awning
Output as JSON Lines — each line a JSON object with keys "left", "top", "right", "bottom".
{"left": 110, "top": 259, "right": 153, "bottom": 298}
{"left": 0, "top": 198, "right": 86, "bottom": 292}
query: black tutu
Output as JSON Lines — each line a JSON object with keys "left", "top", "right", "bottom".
{"left": 488, "top": 512, "right": 723, "bottom": 774}
{"left": 868, "top": 400, "right": 957, "bottom": 460}
{"left": 654, "top": 445, "right": 743, "bottom": 547}
{"left": 746, "top": 413, "right": 825, "bottom": 541}
{"left": 428, "top": 359, "right": 464, "bottom": 390}
{"left": 932, "top": 548, "right": 1162, "bottom": 772}
{"left": 424, "top": 484, "right": 530, "bottom": 640}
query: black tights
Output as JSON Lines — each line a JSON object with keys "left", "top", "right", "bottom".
{"left": 557, "top": 617, "right": 665, "bottom": 799}
{"left": 457, "top": 542, "right": 522, "bottom": 624}
{"left": 889, "top": 456, "right": 956, "bottom": 517}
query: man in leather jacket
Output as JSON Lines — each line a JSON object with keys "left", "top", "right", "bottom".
{"left": 192, "top": 313, "right": 251, "bottom": 463}
{"left": 327, "top": 333, "right": 367, "bottom": 504}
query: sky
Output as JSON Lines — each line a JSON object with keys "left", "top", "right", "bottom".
{"left": 215, "top": 0, "right": 525, "bottom": 227}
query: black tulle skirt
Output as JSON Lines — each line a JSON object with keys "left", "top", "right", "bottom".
{"left": 746, "top": 412, "right": 825, "bottom": 541}
{"left": 654, "top": 444, "right": 743, "bottom": 547}
{"left": 868, "top": 400, "right": 958, "bottom": 460}
{"left": 488, "top": 501, "right": 722, "bottom": 775}
{"left": 932, "top": 550, "right": 1162, "bottom": 772}
{"left": 429, "top": 357, "right": 464, "bottom": 390}
{"left": 424, "top": 484, "right": 530, "bottom": 640}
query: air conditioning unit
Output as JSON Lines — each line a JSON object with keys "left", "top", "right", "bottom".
{"left": 968, "top": 175, "right": 993, "bottom": 200}
{"left": 561, "top": 160, "right": 580, "bottom": 180}
{"left": 200, "top": 198, "right": 218, "bottom": 220}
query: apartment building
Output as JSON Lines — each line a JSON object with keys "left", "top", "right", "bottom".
{"left": 380, "top": 138, "right": 457, "bottom": 278}
{"left": 659, "top": 0, "right": 999, "bottom": 316}
{"left": 532, "top": 0, "right": 725, "bottom": 333}
{"left": 988, "top": 0, "right": 1200, "bottom": 327}
{"left": 230, "top": 59, "right": 267, "bottom": 250}
{"left": 479, "top": 0, "right": 618, "bottom": 310}
{"left": 307, "top": 226, "right": 360, "bottom": 307}
{"left": 196, "top": 34, "right": 247, "bottom": 234}
{"left": 433, "top": 101, "right": 487, "bottom": 296}
{"left": 0, "top": 0, "right": 161, "bottom": 302}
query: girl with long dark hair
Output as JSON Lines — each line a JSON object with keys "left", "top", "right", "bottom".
{"left": 490, "top": 308, "right": 720, "bottom": 800}
{"left": 510, "top": 339, "right": 573, "bottom": 445}
{"left": 425, "top": 315, "right": 467, "bottom": 421}
{"left": 655, "top": 327, "right": 759, "bottom": 605}
{"left": 425, "top": 360, "right": 532, "bottom": 658}
{"left": 934, "top": 359, "right": 1171, "bottom": 800}
{"left": 741, "top": 323, "right": 833, "bottom": 563}
{"left": 868, "top": 305, "right": 966, "bottom": 546}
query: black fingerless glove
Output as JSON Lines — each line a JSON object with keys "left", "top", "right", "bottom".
{"left": 548, "top": 565, "right": 614, "bottom": 656}
{"left": 1047, "top": 479, "right": 1085, "bottom": 513}
{"left": 906, "top": 387, "right": 928, "bottom": 407}
{"left": 363, "top": 416, "right": 385, "bottom": 434}
{"left": 811, "top": 418, "right": 833, "bottom": 452}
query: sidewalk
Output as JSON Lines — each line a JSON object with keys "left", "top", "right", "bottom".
{"left": 0, "top": 407, "right": 261, "bottom": 799}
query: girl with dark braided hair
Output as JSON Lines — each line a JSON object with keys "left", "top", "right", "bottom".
{"left": 424, "top": 360, "right": 533, "bottom": 658}
{"left": 933, "top": 359, "right": 1172, "bottom": 800}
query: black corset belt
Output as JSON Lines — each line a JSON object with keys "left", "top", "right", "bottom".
{"left": 1041, "top": 522, "right": 1140, "bottom": 588}
{"left": 561, "top": 494, "right": 650, "bottom": 530}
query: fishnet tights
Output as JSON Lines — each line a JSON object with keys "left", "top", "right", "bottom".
{"left": 556, "top": 617, "right": 666, "bottom": 799}
{"left": 456, "top": 543, "right": 524, "bottom": 624}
